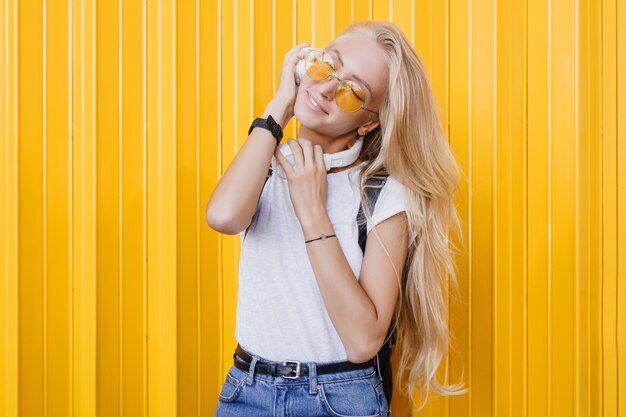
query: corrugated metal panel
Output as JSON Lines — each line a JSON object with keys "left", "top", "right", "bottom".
{"left": 0, "top": 0, "right": 624, "bottom": 416}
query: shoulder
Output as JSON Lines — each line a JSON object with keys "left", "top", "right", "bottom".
{"left": 381, "top": 174, "right": 408, "bottom": 200}
{"left": 366, "top": 174, "right": 409, "bottom": 232}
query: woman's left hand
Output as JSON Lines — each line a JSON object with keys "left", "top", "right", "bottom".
{"left": 274, "top": 137, "right": 328, "bottom": 226}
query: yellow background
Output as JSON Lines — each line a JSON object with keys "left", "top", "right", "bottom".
{"left": 1, "top": 0, "right": 624, "bottom": 416}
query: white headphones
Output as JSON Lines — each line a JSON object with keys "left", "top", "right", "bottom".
{"left": 271, "top": 136, "right": 364, "bottom": 178}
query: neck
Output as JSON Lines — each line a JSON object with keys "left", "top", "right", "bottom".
{"left": 296, "top": 125, "right": 364, "bottom": 173}
{"left": 296, "top": 125, "right": 359, "bottom": 154}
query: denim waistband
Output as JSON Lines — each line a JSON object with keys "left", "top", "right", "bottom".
{"left": 233, "top": 346, "right": 378, "bottom": 392}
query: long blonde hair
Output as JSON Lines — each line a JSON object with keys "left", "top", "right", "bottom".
{"left": 327, "top": 21, "right": 468, "bottom": 410}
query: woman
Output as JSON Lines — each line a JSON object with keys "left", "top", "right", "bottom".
{"left": 207, "top": 20, "right": 467, "bottom": 417}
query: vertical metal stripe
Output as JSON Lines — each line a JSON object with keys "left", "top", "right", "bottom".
{"left": 117, "top": 0, "right": 124, "bottom": 413}
{"left": 67, "top": 0, "right": 73, "bottom": 412}
{"left": 445, "top": 0, "right": 450, "bottom": 400}
{"left": 601, "top": 0, "right": 607, "bottom": 413}
{"left": 574, "top": 0, "right": 581, "bottom": 415}
{"left": 1, "top": 0, "right": 5, "bottom": 413}
{"left": 216, "top": 0, "right": 224, "bottom": 383}
{"left": 89, "top": 0, "right": 97, "bottom": 411}
{"left": 76, "top": 0, "right": 83, "bottom": 413}
{"left": 618, "top": 0, "right": 626, "bottom": 410}
{"left": 42, "top": 0, "right": 48, "bottom": 414}
{"left": 504, "top": 0, "right": 510, "bottom": 402}
{"left": 13, "top": 0, "right": 18, "bottom": 411}
{"left": 142, "top": 0, "right": 147, "bottom": 412}
{"left": 492, "top": 0, "right": 498, "bottom": 413}
{"left": 546, "top": 0, "right": 552, "bottom": 413}
{"left": 250, "top": 0, "right": 253, "bottom": 124}
{"left": 158, "top": 0, "right": 162, "bottom": 278}
{"left": 583, "top": 5, "right": 594, "bottom": 416}
{"left": 506, "top": 0, "right": 513, "bottom": 412}
{"left": 172, "top": 0, "right": 178, "bottom": 409}
{"left": 234, "top": 0, "right": 237, "bottom": 153}
{"left": 523, "top": 0, "right": 529, "bottom": 412}
{"left": 601, "top": 0, "right": 616, "bottom": 411}
{"left": 312, "top": 0, "right": 316, "bottom": 47}
{"left": 0, "top": 0, "right": 6, "bottom": 411}
{"left": 429, "top": 0, "right": 432, "bottom": 67}
{"left": 172, "top": 0, "right": 177, "bottom": 244}
{"left": 331, "top": 0, "right": 335, "bottom": 38}
{"left": 195, "top": 0, "right": 201, "bottom": 414}
{"left": 411, "top": 0, "right": 414, "bottom": 45}
{"left": 584, "top": 0, "right": 593, "bottom": 403}
{"left": 76, "top": 0, "right": 84, "bottom": 411}
{"left": 270, "top": 0, "right": 276, "bottom": 94}
{"left": 467, "top": 0, "right": 473, "bottom": 414}
{"left": 2, "top": 0, "right": 19, "bottom": 415}
{"left": 618, "top": 0, "right": 626, "bottom": 411}
{"left": 292, "top": 0, "right": 297, "bottom": 140}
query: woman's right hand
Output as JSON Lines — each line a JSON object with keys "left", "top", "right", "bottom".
{"left": 273, "top": 42, "right": 310, "bottom": 110}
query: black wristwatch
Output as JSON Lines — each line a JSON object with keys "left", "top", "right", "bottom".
{"left": 248, "top": 115, "right": 283, "bottom": 147}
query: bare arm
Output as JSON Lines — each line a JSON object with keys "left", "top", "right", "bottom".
{"left": 205, "top": 100, "right": 291, "bottom": 234}
{"left": 206, "top": 42, "right": 309, "bottom": 234}
{"left": 302, "top": 211, "right": 409, "bottom": 363}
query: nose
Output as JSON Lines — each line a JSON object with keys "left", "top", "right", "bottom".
{"left": 317, "top": 74, "right": 340, "bottom": 101}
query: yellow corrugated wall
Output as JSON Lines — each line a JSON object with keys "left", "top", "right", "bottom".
{"left": 0, "top": 0, "right": 624, "bottom": 416}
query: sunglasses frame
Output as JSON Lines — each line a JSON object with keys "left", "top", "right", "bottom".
{"left": 304, "top": 48, "right": 379, "bottom": 115}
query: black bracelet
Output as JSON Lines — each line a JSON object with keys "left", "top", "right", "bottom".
{"left": 248, "top": 114, "right": 283, "bottom": 147}
{"left": 304, "top": 234, "right": 337, "bottom": 244}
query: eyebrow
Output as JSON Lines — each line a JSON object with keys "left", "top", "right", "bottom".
{"left": 329, "top": 48, "right": 373, "bottom": 97}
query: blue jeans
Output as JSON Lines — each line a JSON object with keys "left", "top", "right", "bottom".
{"left": 215, "top": 351, "right": 390, "bottom": 417}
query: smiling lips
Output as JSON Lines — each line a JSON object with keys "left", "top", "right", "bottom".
{"left": 306, "top": 91, "right": 328, "bottom": 114}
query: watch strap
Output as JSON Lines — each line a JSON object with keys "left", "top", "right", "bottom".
{"left": 248, "top": 115, "right": 283, "bottom": 147}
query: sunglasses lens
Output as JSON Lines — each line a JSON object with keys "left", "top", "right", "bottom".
{"left": 305, "top": 49, "right": 333, "bottom": 80}
{"left": 305, "top": 49, "right": 370, "bottom": 113}
{"left": 336, "top": 81, "right": 365, "bottom": 112}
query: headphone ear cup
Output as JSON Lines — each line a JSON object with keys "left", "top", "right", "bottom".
{"left": 295, "top": 47, "right": 312, "bottom": 85}
{"left": 295, "top": 60, "right": 306, "bottom": 86}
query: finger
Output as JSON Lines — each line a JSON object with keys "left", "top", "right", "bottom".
{"left": 287, "top": 138, "right": 304, "bottom": 167}
{"left": 288, "top": 50, "right": 307, "bottom": 69}
{"left": 299, "top": 138, "right": 315, "bottom": 169}
{"left": 292, "top": 42, "right": 310, "bottom": 51}
{"left": 291, "top": 50, "right": 308, "bottom": 68}
{"left": 274, "top": 147, "right": 294, "bottom": 176}
{"left": 284, "top": 43, "right": 310, "bottom": 64}
{"left": 314, "top": 144, "right": 325, "bottom": 171}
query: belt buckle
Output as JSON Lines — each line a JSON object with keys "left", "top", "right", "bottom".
{"left": 281, "top": 360, "right": 301, "bottom": 379}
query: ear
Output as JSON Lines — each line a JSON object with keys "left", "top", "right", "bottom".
{"left": 358, "top": 119, "right": 380, "bottom": 137}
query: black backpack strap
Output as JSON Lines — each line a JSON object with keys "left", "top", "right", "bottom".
{"left": 243, "top": 167, "right": 273, "bottom": 240}
{"left": 356, "top": 173, "right": 389, "bottom": 253}
{"left": 356, "top": 171, "right": 396, "bottom": 406}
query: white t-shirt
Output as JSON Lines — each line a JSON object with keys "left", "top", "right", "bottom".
{"left": 235, "top": 161, "right": 416, "bottom": 363}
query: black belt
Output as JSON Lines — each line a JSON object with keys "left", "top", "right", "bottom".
{"left": 233, "top": 344, "right": 377, "bottom": 380}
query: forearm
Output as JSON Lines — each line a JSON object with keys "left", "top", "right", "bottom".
{"left": 301, "top": 213, "right": 384, "bottom": 363}
{"left": 206, "top": 100, "right": 291, "bottom": 234}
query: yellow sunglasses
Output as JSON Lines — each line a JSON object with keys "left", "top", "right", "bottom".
{"left": 304, "top": 48, "right": 379, "bottom": 115}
